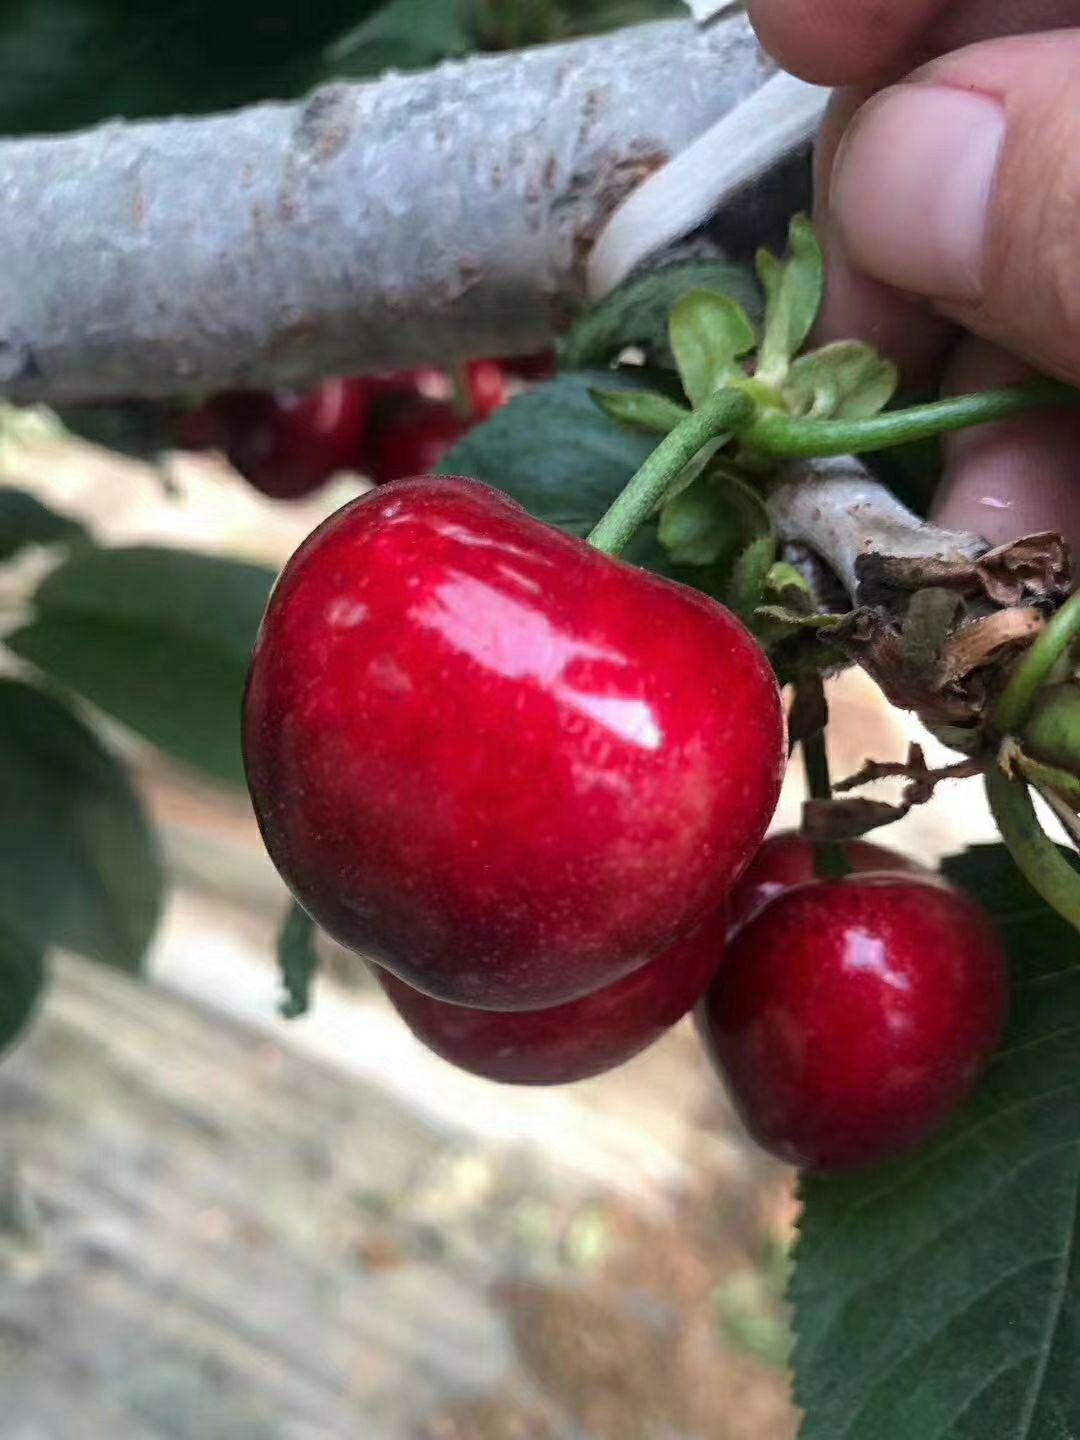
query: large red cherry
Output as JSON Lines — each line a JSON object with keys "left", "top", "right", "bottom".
{"left": 729, "top": 831, "right": 923, "bottom": 932}
{"left": 698, "top": 875, "right": 1008, "bottom": 1171}
{"left": 181, "top": 379, "right": 369, "bottom": 500}
{"left": 244, "top": 477, "right": 784, "bottom": 1010}
{"left": 374, "top": 904, "right": 726, "bottom": 1085}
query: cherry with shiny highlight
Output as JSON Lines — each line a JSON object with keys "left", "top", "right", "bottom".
{"left": 699, "top": 874, "right": 1008, "bottom": 1171}
{"left": 244, "top": 476, "right": 784, "bottom": 1010}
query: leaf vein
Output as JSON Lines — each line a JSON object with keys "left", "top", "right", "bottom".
{"left": 797, "top": 1077, "right": 1080, "bottom": 1273}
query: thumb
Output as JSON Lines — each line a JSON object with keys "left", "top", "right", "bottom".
{"left": 827, "top": 32, "right": 1080, "bottom": 385}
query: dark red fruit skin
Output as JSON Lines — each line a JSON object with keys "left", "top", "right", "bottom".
{"left": 181, "top": 380, "right": 369, "bottom": 500}
{"left": 368, "top": 401, "right": 470, "bottom": 485}
{"left": 501, "top": 352, "right": 556, "bottom": 383}
{"left": 374, "top": 904, "right": 726, "bottom": 1085}
{"left": 729, "top": 832, "right": 922, "bottom": 933}
{"left": 698, "top": 876, "right": 1008, "bottom": 1171}
{"left": 244, "top": 476, "right": 785, "bottom": 1011}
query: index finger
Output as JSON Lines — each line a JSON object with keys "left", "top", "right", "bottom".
{"left": 748, "top": 0, "right": 1080, "bottom": 84}
{"left": 746, "top": 0, "right": 948, "bottom": 84}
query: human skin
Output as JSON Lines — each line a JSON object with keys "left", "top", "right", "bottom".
{"left": 746, "top": 0, "right": 1080, "bottom": 555}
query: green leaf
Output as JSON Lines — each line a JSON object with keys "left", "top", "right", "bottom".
{"left": 0, "top": 487, "right": 88, "bottom": 564}
{"left": 589, "top": 388, "right": 690, "bottom": 434}
{"left": 55, "top": 400, "right": 188, "bottom": 461}
{"left": 278, "top": 904, "right": 318, "bottom": 1019}
{"left": 0, "top": 1, "right": 387, "bottom": 136}
{"left": 658, "top": 478, "right": 743, "bottom": 568}
{"left": 658, "top": 463, "right": 770, "bottom": 571}
{"left": 0, "top": 678, "right": 162, "bottom": 974}
{"left": 792, "top": 843, "right": 1080, "bottom": 1440}
{"left": 669, "top": 290, "right": 756, "bottom": 407}
{"left": 784, "top": 341, "right": 899, "bottom": 421}
{"left": 727, "top": 536, "right": 777, "bottom": 622}
{"left": 438, "top": 373, "right": 658, "bottom": 536}
{"left": 327, "top": 0, "right": 472, "bottom": 79}
{"left": 473, "top": 0, "right": 684, "bottom": 47}
{"left": 560, "top": 261, "right": 761, "bottom": 373}
{"left": 765, "top": 561, "right": 814, "bottom": 604}
{"left": 0, "top": 1, "right": 688, "bottom": 137}
{"left": 0, "top": 928, "right": 46, "bottom": 1058}
{"left": 8, "top": 547, "right": 275, "bottom": 788}
{"left": 753, "top": 607, "right": 840, "bottom": 645}
{"left": 756, "top": 215, "right": 825, "bottom": 385}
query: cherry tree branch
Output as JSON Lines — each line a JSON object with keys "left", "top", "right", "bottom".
{"left": 767, "top": 458, "right": 986, "bottom": 599}
{"left": 0, "top": 15, "right": 771, "bottom": 405}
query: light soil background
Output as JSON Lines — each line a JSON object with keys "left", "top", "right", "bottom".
{"left": 0, "top": 428, "right": 1003, "bottom": 1439}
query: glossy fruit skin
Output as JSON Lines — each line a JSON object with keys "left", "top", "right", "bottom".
{"left": 729, "top": 832, "right": 922, "bottom": 933}
{"left": 374, "top": 904, "right": 726, "bottom": 1085}
{"left": 244, "top": 476, "right": 785, "bottom": 1011}
{"left": 368, "top": 400, "right": 470, "bottom": 485}
{"left": 181, "top": 379, "right": 369, "bottom": 500}
{"left": 699, "top": 876, "right": 1008, "bottom": 1171}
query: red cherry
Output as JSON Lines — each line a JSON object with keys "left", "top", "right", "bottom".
{"left": 244, "top": 476, "right": 784, "bottom": 1011}
{"left": 729, "top": 831, "right": 923, "bottom": 932}
{"left": 181, "top": 380, "right": 369, "bottom": 500}
{"left": 500, "top": 352, "right": 556, "bottom": 383}
{"left": 362, "top": 369, "right": 445, "bottom": 401}
{"left": 698, "top": 875, "right": 1008, "bottom": 1171}
{"left": 368, "top": 400, "right": 470, "bottom": 485}
{"left": 374, "top": 904, "right": 726, "bottom": 1085}
{"left": 465, "top": 360, "right": 508, "bottom": 421}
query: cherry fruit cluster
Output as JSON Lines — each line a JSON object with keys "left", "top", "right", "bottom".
{"left": 180, "top": 357, "right": 550, "bottom": 499}
{"left": 243, "top": 475, "right": 1008, "bottom": 1173}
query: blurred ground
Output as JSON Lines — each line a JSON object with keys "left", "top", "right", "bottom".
{"left": 0, "top": 427, "right": 1002, "bottom": 1439}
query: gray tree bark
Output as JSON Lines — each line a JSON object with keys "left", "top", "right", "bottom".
{"left": 769, "top": 460, "right": 986, "bottom": 597}
{"left": 0, "top": 16, "right": 772, "bottom": 405}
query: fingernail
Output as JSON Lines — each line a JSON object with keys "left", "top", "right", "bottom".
{"left": 830, "top": 85, "right": 1006, "bottom": 301}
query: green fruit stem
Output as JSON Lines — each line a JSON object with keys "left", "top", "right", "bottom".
{"left": 1022, "top": 684, "right": 1080, "bottom": 777}
{"left": 588, "top": 387, "right": 755, "bottom": 556}
{"left": 986, "top": 767, "right": 1080, "bottom": 933}
{"left": 743, "top": 380, "right": 1077, "bottom": 460}
{"left": 449, "top": 363, "right": 475, "bottom": 423}
{"left": 588, "top": 377, "right": 1079, "bottom": 562}
{"left": 1013, "top": 750, "right": 1080, "bottom": 810}
{"left": 995, "top": 590, "right": 1080, "bottom": 736}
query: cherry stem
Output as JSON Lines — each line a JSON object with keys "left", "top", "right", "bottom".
{"left": 588, "top": 387, "right": 755, "bottom": 556}
{"left": 448, "top": 363, "right": 474, "bottom": 423}
{"left": 798, "top": 679, "right": 849, "bottom": 881}
{"left": 994, "top": 589, "right": 1080, "bottom": 736}
{"left": 1022, "top": 758, "right": 1080, "bottom": 810}
{"left": 743, "top": 379, "right": 1077, "bottom": 460}
{"left": 986, "top": 767, "right": 1080, "bottom": 933}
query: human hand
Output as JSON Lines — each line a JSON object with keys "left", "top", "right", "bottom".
{"left": 746, "top": 0, "right": 1080, "bottom": 551}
